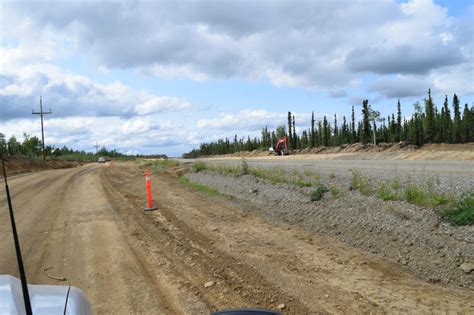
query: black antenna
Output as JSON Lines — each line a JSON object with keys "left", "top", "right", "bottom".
{"left": 1, "top": 155, "right": 33, "bottom": 315}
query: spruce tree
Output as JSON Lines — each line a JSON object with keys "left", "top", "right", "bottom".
{"left": 301, "top": 130, "right": 308, "bottom": 148}
{"left": 396, "top": 100, "right": 402, "bottom": 142}
{"left": 440, "top": 107, "right": 446, "bottom": 143}
{"left": 351, "top": 106, "right": 356, "bottom": 143}
{"left": 341, "top": 116, "right": 348, "bottom": 144}
{"left": 322, "top": 116, "right": 329, "bottom": 146}
{"left": 287, "top": 111, "right": 293, "bottom": 146}
{"left": 403, "top": 118, "right": 408, "bottom": 141}
{"left": 318, "top": 121, "right": 323, "bottom": 147}
{"left": 361, "top": 100, "right": 370, "bottom": 144}
{"left": 292, "top": 115, "right": 297, "bottom": 149}
{"left": 0, "top": 133, "right": 6, "bottom": 154}
{"left": 434, "top": 107, "right": 442, "bottom": 143}
{"left": 461, "top": 104, "right": 471, "bottom": 143}
{"left": 310, "top": 111, "right": 315, "bottom": 148}
{"left": 390, "top": 114, "right": 396, "bottom": 142}
{"left": 424, "top": 89, "right": 435, "bottom": 143}
{"left": 333, "top": 114, "right": 339, "bottom": 146}
{"left": 452, "top": 94, "right": 462, "bottom": 143}
{"left": 271, "top": 131, "right": 277, "bottom": 146}
{"left": 412, "top": 102, "right": 424, "bottom": 146}
{"left": 471, "top": 105, "right": 474, "bottom": 142}
{"left": 442, "top": 95, "right": 452, "bottom": 143}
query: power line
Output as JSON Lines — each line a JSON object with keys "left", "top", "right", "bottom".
{"left": 32, "top": 96, "right": 52, "bottom": 160}
{"left": 94, "top": 141, "right": 100, "bottom": 154}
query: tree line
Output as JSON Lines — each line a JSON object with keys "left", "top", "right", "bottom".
{"left": 0, "top": 133, "right": 125, "bottom": 160}
{"left": 183, "top": 90, "right": 473, "bottom": 158}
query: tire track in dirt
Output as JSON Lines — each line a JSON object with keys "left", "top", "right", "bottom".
{"left": 100, "top": 163, "right": 310, "bottom": 313}
{"left": 99, "top": 161, "right": 473, "bottom": 314}
{"left": 0, "top": 164, "right": 175, "bottom": 314}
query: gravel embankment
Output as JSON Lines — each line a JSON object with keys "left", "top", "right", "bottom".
{"left": 199, "top": 159, "right": 474, "bottom": 198}
{"left": 186, "top": 167, "right": 474, "bottom": 289}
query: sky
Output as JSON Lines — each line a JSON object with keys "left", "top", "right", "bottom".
{"left": 1, "top": 0, "right": 473, "bottom": 156}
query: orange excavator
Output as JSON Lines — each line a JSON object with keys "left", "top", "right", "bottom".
{"left": 269, "top": 136, "right": 290, "bottom": 156}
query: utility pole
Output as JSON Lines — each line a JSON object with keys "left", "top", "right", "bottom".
{"left": 32, "top": 96, "right": 52, "bottom": 160}
{"left": 94, "top": 141, "right": 100, "bottom": 154}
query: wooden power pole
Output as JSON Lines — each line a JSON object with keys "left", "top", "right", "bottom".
{"left": 32, "top": 96, "right": 52, "bottom": 160}
{"left": 94, "top": 141, "right": 100, "bottom": 154}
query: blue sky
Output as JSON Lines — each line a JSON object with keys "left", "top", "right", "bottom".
{"left": 1, "top": 0, "right": 473, "bottom": 156}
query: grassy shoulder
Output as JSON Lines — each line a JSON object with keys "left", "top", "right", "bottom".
{"left": 193, "top": 160, "right": 332, "bottom": 201}
{"left": 138, "top": 159, "right": 180, "bottom": 173}
{"left": 191, "top": 160, "right": 473, "bottom": 226}
{"left": 137, "top": 159, "right": 226, "bottom": 198}
{"left": 442, "top": 193, "right": 474, "bottom": 226}
{"left": 178, "top": 176, "right": 221, "bottom": 196}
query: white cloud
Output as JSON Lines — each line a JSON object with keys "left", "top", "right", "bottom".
{"left": 4, "top": 0, "right": 471, "bottom": 91}
{"left": 135, "top": 96, "right": 190, "bottom": 115}
{"left": 197, "top": 109, "right": 312, "bottom": 132}
{"left": 0, "top": 60, "right": 192, "bottom": 120}
{"left": 0, "top": 115, "right": 186, "bottom": 155}
{"left": 1, "top": 0, "right": 472, "bottom": 156}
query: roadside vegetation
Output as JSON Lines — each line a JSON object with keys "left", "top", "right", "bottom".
{"left": 310, "top": 184, "right": 329, "bottom": 201}
{"left": 193, "top": 159, "right": 320, "bottom": 188}
{"left": 0, "top": 132, "right": 133, "bottom": 161}
{"left": 442, "top": 193, "right": 474, "bottom": 226}
{"left": 179, "top": 177, "right": 221, "bottom": 196}
{"left": 191, "top": 160, "right": 473, "bottom": 225}
{"left": 184, "top": 90, "right": 474, "bottom": 158}
{"left": 139, "top": 159, "right": 180, "bottom": 173}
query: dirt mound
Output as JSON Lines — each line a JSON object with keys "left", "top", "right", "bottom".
{"left": 204, "top": 143, "right": 474, "bottom": 161}
{"left": 1, "top": 156, "right": 82, "bottom": 177}
{"left": 294, "top": 142, "right": 474, "bottom": 155}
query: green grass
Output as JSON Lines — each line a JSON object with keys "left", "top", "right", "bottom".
{"left": 329, "top": 184, "right": 339, "bottom": 197}
{"left": 192, "top": 161, "right": 208, "bottom": 172}
{"left": 139, "top": 159, "right": 180, "bottom": 173}
{"left": 192, "top": 162, "right": 320, "bottom": 189}
{"left": 295, "top": 177, "right": 313, "bottom": 187}
{"left": 304, "top": 169, "right": 321, "bottom": 181}
{"left": 179, "top": 177, "right": 220, "bottom": 196}
{"left": 310, "top": 184, "right": 329, "bottom": 201}
{"left": 219, "top": 165, "right": 241, "bottom": 175}
{"left": 254, "top": 169, "right": 287, "bottom": 184}
{"left": 241, "top": 158, "right": 250, "bottom": 174}
{"left": 377, "top": 181, "right": 399, "bottom": 201}
{"left": 391, "top": 178, "right": 401, "bottom": 191}
{"left": 442, "top": 193, "right": 474, "bottom": 226}
{"left": 403, "top": 184, "right": 450, "bottom": 208}
{"left": 350, "top": 170, "right": 372, "bottom": 195}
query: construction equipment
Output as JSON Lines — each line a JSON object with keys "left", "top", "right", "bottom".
{"left": 269, "top": 136, "right": 290, "bottom": 156}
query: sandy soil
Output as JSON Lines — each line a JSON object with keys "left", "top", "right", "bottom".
{"left": 206, "top": 142, "right": 474, "bottom": 161}
{"left": 1, "top": 156, "right": 82, "bottom": 177}
{"left": 1, "top": 161, "right": 472, "bottom": 314}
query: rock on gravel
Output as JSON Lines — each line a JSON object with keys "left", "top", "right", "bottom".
{"left": 460, "top": 263, "right": 474, "bottom": 274}
{"left": 204, "top": 280, "right": 215, "bottom": 288}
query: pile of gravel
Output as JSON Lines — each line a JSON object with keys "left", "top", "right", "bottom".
{"left": 186, "top": 170, "right": 474, "bottom": 289}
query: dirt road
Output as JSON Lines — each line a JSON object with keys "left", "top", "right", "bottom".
{"left": 0, "top": 165, "right": 170, "bottom": 314}
{"left": 1, "top": 162, "right": 472, "bottom": 314}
